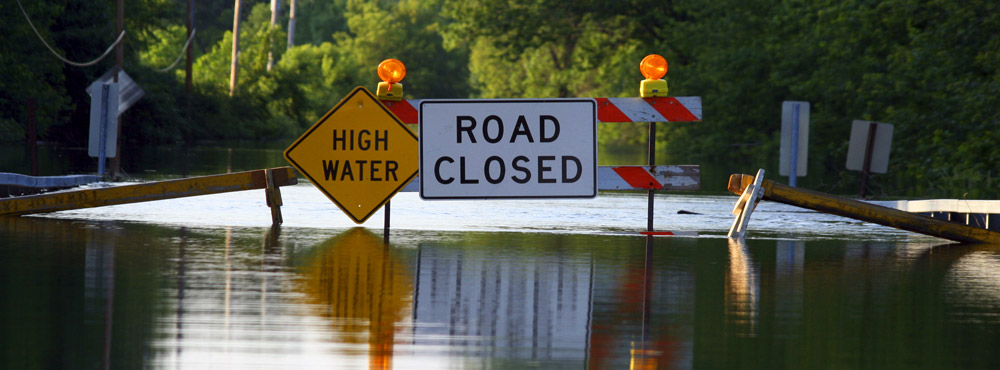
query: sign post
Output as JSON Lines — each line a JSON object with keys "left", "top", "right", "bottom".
{"left": 418, "top": 99, "right": 597, "bottom": 199}
{"left": 779, "top": 101, "right": 809, "bottom": 186}
{"left": 284, "top": 86, "right": 419, "bottom": 224}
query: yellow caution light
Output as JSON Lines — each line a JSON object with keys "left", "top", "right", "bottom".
{"left": 376, "top": 58, "right": 406, "bottom": 101}
{"left": 639, "top": 54, "right": 668, "bottom": 98}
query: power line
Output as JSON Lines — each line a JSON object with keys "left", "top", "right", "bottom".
{"left": 154, "top": 28, "right": 197, "bottom": 73}
{"left": 16, "top": 0, "right": 125, "bottom": 68}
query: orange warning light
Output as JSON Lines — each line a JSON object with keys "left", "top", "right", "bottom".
{"left": 377, "top": 59, "right": 406, "bottom": 85}
{"left": 639, "top": 54, "right": 668, "bottom": 80}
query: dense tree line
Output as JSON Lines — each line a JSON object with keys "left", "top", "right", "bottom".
{"left": 2, "top": 0, "right": 998, "bottom": 197}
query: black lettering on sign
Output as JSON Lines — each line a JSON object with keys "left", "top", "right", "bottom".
{"left": 321, "top": 159, "right": 399, "bottom": 182}
{"left": 484, "top": 156, "right": 505, "bottom": 184}
{"left": 375, "top": 130, "right": 388, "bottom": 151}
{"left": 457, "top": 116, "right": 477, "bottom": 143}
{"left": 561, "top": 156, "right": 581, "bottom": 183}
{"left": 459, "top": 156, "right": 479, "bottom": 184}
{"left": 511, "top": 156, "right": 531, "bottom": 183}
{"left": 538, "top": 155, "right": 556, "bottom": 183}
{"left": 510, "top": 115, "right": 534, "bottom": 143}
{"left": 323, "top": 160, "right": 339, "bottom": 181}
{"left": 435, "top": 157, "right": 454, "bottom": 184}
{"left": 358, "top": 130, "right": 372, "bottom": 150}
{"left": 540, "top": 115, "right": 560, "bottom": 142}
{"left": 385, "top": 160, "right": 398, "bottom": 181}
{"left": 482, "top": 115, "right": 503, "bottom": 144}
{"left": 370, "top": 160, "right": 382, "bottom": 181}
{"left": 332, "top": 130, "right": 347, "bottom": 150}
{"left": 340, "top": 160, "right": 354, "bottom": 180}
{"left": 333, "top": 129, "right": 389, "bottom": 151}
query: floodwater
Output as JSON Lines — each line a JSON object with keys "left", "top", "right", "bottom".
{"left": 3, "top": 143, "right": 1000, "bottom": 369}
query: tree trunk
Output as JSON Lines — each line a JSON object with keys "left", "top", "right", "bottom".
{"left": 287, "top": 0, "right": 296, "bottom": 49}
{"left": 267, "top": 0, "right": 280, "bottom": 71}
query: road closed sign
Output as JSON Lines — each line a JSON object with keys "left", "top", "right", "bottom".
{"left": 419, "top": 99, "right": 597, "bottom": 199}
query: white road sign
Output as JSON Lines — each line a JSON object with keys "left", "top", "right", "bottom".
{"left": 419, "top": 99, "right": 597, "bottom": 199}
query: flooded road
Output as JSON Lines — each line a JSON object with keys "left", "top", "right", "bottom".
{"left": 4, "top": 187, "right": 1000, "bottom": 369}
{"left": 3, "top": 143, "right": 1000, "bottom": 368}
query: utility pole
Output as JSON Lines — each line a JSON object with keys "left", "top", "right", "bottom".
{"left": 108, "top": 0, "right": 125, "bottom": 178}
{"left": 287, "top": 0, "right": 296, "bottom": 49}
{"left": 229, "top": 0, "right": 242, "bottom": 97}
{"left": 267, "top": 0, "right": 280, "bottom": 71}
{"left": 185, "top": 0, "right": 194, "bottom": 133}
{"left": 186, "top": 0, "right": 194, "bottom": 93}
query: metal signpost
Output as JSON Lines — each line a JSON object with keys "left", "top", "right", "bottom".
{"left": 779, "top": 101, "right": 810, "bottom": 186}
{"left": 418, "top": 99, "right": 597, "bottom": 199}
{"left": 283, "top": 86, "right": 419, "bottom": 224}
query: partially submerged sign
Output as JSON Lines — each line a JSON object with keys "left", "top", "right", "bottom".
{"left": 419, "top": 99, "right": 597, "bottom": 199}
{"left": 284, "top": 87, "right": 419, "bottom": 223}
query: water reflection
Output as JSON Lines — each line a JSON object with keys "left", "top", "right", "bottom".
{"left": 411, "top": 237, "right": 593, "bottom": 367}
{"left": 1, "top": 217, "right": 159, "bottom": 369}
{"left": 725, "top": 238, "right": 759, "bottom": 337}
{"left": 5, "top": 218, "right": 1000, "bottom": 369}
{"left": 302, "top": 228, "right": 412, "bottom": 369}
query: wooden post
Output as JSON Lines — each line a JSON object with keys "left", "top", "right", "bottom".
{"left": 383, "top": 201, "right": 390, "bottom": 244}
{"left": 27, "top": 98, "right": 38, "bottom": 176}
{"left": 229, "top": 0, "right": 242, "bottom": 97}
{"left": 265, "top": 168, "right": 284, "bottom": 225}
{"left": 728, "top": 173, "right": 1000, "bottom": 244}
{"left": 858, "top": 122, "right": 878, "bottom": 198}
{"left": 104, "top": 0, "right": 126, "bottom": 178}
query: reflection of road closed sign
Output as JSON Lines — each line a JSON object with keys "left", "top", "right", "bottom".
{"left": 419, "top": 100, "right": 597, "bottom": 199}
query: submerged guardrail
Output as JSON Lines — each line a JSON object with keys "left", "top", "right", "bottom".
{"left": 727, "top": 171, "right": 1000, "bottom": 244}
{"left": 0, "top": 167, "right": 297, "bottom": 225}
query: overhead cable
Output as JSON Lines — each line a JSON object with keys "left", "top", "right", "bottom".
{"left": 16, "top": 0, "right": 125, "bottom": 68}
{"left": 154, "top": 28, "right": 197, "bottom": 73}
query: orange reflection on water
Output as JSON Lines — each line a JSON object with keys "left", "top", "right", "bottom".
{"left": 301, "top": 228, "right": 413, "bottom": 369}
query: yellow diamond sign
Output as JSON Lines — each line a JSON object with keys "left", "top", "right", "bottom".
{"left": 284, "top": 86, "right": 418, "bottom": 223}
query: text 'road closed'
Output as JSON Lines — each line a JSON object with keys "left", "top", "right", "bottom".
{"left": 419, "top": 99, "right": 597, "bottom": 199}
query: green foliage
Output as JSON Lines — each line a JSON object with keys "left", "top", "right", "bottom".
{"left": 0, "top": 1, "right": 72, "bottom": 140}
{"left": 2, "top": 0, "right": 998, "bottom": 197}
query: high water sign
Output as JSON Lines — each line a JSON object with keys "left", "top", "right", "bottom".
{"left": 284, "top": 87, "right": 419, "bottom": 223}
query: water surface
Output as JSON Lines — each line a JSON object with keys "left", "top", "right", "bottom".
{"left": 3, "top": 143, "right": 1000, "bottom": 369}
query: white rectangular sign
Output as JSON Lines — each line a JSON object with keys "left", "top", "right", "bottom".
{"left": 846, "top": 120, "right": 893, "bottom": 173}
{"left": 88, "top": 83, "right": 120, "bottom": 158}
{"left": 779, "top": 101, "right": 809, "bottom": 177}
{"left": 419, "top": 99, "right": 597, "bottom": 199}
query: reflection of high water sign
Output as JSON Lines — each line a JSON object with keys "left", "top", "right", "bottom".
{"left": 419, "top": 100, "right": 597, "bottom": 199}
{"left": 284, "top": 87, "right": 418, "bottom": 223}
